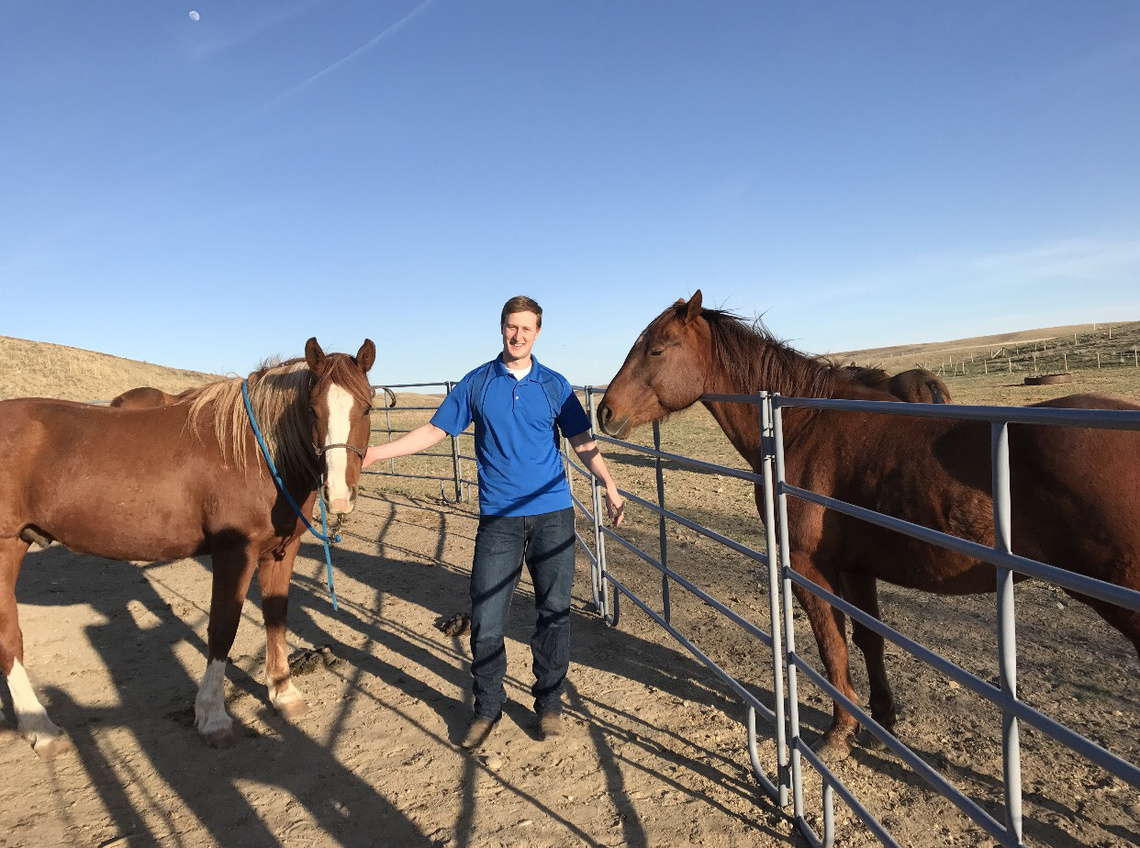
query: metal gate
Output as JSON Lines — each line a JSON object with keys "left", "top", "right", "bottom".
{"left": 366, "top": 381, "right": 1140, "bottom": 847}
{"left": 573, "top": 386, "right": 1140, "bottom": 848}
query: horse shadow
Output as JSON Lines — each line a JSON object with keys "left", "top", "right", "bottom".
{"left": 7, "top": 544, "right": 431, "bottom": 846}
{"left": 5, "top": 496, "right": 818, "bottom": 846}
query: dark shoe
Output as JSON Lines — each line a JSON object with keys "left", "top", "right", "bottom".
{"left": 539, "top": 712, "right": 564, "bottom": 740}
{"left": 461, "top": 717, "right": 496, "bottom": 749}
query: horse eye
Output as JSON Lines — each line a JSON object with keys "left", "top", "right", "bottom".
{"left": 648, "top": 348, "right": 664, "bottom": 357}
{"left": 363, "top": 406, "right": 373, "bottom": 417}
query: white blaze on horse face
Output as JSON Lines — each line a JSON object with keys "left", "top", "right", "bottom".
{"left": 323, "top": 383, "right": 356, "bottom": 512}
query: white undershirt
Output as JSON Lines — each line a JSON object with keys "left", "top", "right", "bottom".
{"left": 505, "top": 364, "right": 532, "bottom": 380}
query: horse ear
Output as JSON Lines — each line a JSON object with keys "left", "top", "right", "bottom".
{"left": 356, "top": 339, "right": 376, "bottom": 373}
{"left": 683, "top": 290, "right": 703, "bottom": 322}
{"left": 305, "top": 337, "right": 325, "bottom": 370}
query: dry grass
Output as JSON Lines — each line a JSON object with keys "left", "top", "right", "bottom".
{"left": 0, "top": 335, "right": 219, "bottom": 402}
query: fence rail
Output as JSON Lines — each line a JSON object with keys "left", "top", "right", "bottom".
{"left": 364, "top": 379, "right": 1140, "bottom": 847}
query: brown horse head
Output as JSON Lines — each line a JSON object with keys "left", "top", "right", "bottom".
{"left": 109, "top": 385, "right": 202, "bottom": 409}
{"left": 109, "top": 386, "right": 176, "bottom": 409}
{"left": 305, "top": 338, "right": 376, "bottom": 515}
{"left": 598, "top": 291, "right": 712, "bottom": 438}
{"left": 841, "top": 365, "right": 890, "bottom": 393}
{"left": 842, "top": 365, "right": 952, "bottom": 404}
{"left": 888, "top": 368, "right": 952, "bottom": 404}
{"left": 598, "top": 290, "right": 846, "bottom": 438}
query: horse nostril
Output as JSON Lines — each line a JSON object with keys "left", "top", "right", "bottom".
{"left": 321, "top": 484, "right": 331, "bottom": 504}
{"left": 598, "top": 404, "right": 612, "bottom": 425}
{"left": 349, "top": 485, "right": 358, "bottom": 503}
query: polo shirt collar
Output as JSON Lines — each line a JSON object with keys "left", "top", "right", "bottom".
{"left": 495, "top": 353, "right": 543, "bottom": 383}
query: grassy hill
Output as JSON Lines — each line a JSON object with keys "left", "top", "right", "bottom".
{"left": 0, "top": 335, "right": 221, "bottom": 403}
{"left": 3, "top": 319, "right": 1139, "bottom": 406}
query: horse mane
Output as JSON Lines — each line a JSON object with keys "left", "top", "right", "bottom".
{"left": 187, "top": 358, "right": 318, "bottom": 482}
{"left": 697, "top": 307, "right": 847, "bottom": 398}
{"left": 842, "top": 364, "right": 890, "bottom": 388}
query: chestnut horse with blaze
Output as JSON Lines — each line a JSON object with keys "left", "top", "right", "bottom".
{"left": 0, "top": 338, "right": 375, "bottom": 757}
{"left": 598, "top": 292, "right": 1140, "bottom": 761}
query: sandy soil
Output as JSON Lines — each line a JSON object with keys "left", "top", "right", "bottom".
{"left": 1, "top": 473, "right": 1137, "bottom": 847}
{"left": 1, "top": 335, "right": 1138, "bottom": 846}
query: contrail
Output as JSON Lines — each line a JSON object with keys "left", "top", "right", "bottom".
{"left": 267, "top": 0, "right": 437, "bottom": 107}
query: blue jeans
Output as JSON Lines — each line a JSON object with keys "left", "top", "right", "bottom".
{"left": 469, "top": 508, "right": 576, "bottom": 720}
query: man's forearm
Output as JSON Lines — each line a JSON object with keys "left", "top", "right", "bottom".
{"left": 569, "top": 434, "right": 616, "bottom": 489}
{"left": 364, "top": 422, "right": 448, "bottom": 468}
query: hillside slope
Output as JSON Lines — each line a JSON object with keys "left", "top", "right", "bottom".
{"left": 3, "top": 319, "right": 1137, "bottom": 403}
{"left": 0, "top": 335, "right": 220, "bottom": 402}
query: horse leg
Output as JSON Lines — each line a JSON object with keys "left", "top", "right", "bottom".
{"left": 838, "top": 574, "right": 898, "bottom": 746}
{"left": 0, "top": 537, "right": 69, "bottom": 758}
{"left": 194, "top": 541, "right": 258, "bottom": 748}
{"left": 1066, "top": 590, "right": 1140, "bottom": 660}
{"left": 790, "top": 552, "right": 861, "bottom": 762}
{"left": 258, "top": 537, "right": 307, "bottom": 719}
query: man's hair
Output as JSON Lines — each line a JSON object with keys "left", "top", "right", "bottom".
{"left": 500, "top": 295, "right": 543, "bottom": 329}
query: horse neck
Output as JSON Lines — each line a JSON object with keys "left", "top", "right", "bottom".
{"left": 699, "top": 329, "right": 834, "bottom": 472}
{"left": 191, "top": 368, "right": 319, "bottom": 487}
{"left": 699, "top": 397, "right": 765, "bottom": 471}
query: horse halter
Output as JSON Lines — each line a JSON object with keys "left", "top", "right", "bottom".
{"left": 317, "top": 442, "right": 366, "bottom": 460}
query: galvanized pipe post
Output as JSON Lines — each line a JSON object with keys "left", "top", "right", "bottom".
{"left": 772, "top": 397, "right": 810, "bottom": 824}
{"left": 445, "top": 380, "right": 463, "bottom": 503}
{"left": 584, "top": 387, "right": 610, "bottom": 620}
{"left": 992, "top": 420, "right": 1024, "bottom": 842}
{"left": 653, "top": 420, "right": 672, "bottom": 624}
{"left": 381, "top": 396, "right": 398, "bottom": 474}
{"left": 760, "top": 392, "right": 791, "bottom": 807}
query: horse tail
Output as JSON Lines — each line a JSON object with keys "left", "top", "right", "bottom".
{"left": 927, "top": 380, "right": 947, "bottom": 404}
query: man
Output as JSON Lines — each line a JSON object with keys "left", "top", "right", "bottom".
{"left": 362, "top": 296, "right": 624, "bottom": 749}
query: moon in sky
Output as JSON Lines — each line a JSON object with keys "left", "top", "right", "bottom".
{"left": 189, "top": 10, "right": 200, "bottom": 22}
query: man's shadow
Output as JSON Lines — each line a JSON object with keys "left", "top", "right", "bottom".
{"left": 330, "top": 495, "right": 811, "bottom": 801}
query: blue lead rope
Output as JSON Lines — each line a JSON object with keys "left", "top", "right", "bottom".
{"left": 242, "top": 379, "right": 340, "bottom": 611}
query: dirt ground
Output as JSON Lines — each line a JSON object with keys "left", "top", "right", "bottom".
{"left": 1, "top": 472, "right": 1137, "bottom": 847}
{"left": 1, "top": 338, "right": 1138, "bottom": 846}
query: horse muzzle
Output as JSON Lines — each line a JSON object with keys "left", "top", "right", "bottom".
{"left": 596, "top": 402, "right": 630, "bottom": 439}
{"left": 322, "top": 483, "right": 358, "bottom": 517}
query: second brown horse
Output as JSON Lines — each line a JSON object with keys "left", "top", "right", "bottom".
{"left": 598, "top": 292, "right": 1139, "bottom": 760}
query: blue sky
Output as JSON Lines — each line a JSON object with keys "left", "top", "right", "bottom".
{"left": 3, "top": 1, "right": 1139, "bottom": 385}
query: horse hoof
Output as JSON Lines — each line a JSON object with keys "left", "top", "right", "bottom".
{"left": 201, "top": 728, "right": 236, "bottom": 749}
{"left": 32, "top": 733, "right": 72, "bottom": 760}
{"left": 275, "top": 698, "right": 309, "bottom": 720}
{"left": 811, "top": 731, "right": 855, "bottom": 765}
{"left": 857, "top": 726, "right": 888, "bottom": 751}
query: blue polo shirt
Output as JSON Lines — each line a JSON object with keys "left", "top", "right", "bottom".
{"left": 431, "top": 354, "right": 592, "bottom": 517}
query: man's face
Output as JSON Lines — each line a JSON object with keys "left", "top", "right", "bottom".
{"left": 501, "top": 310, "right": 541, "bottom": 364}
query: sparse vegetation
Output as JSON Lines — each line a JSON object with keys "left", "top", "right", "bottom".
{"left": 0, "top": 335, "right": 219, "bottom": 402}
{"left": 839, "top": 320, "right": 1140, "bottom": 406}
